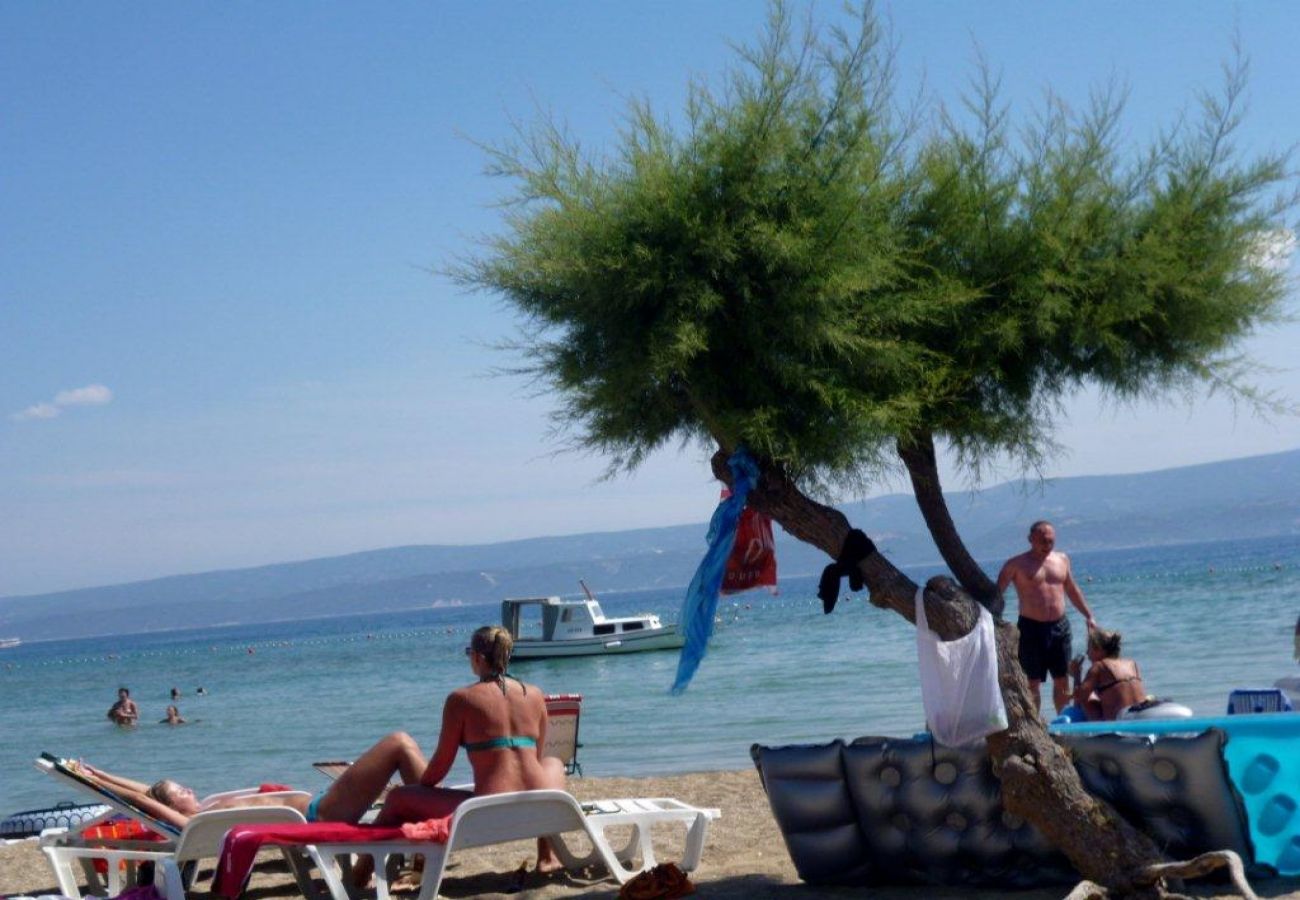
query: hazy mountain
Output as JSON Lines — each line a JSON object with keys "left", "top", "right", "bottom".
{"left": 3, "top": 449, "right": 1297, "bottom": 641}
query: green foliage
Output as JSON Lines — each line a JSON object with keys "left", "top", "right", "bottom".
{"left": 458, "top": 2, "right": 1294, "bottom": 489}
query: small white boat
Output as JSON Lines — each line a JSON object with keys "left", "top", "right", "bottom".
{"left": 0, "top": 637, "right": 20, "bottom": 650}
{"left": 502, "top": 582, "right": 684, "bottom": 659}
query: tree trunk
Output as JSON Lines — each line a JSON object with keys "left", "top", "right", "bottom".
{"left": 896, "top": 431, "right": 1001, "bottom": 613}
{"left": 711, "top": 449, "right": 1166, "bottom": 896}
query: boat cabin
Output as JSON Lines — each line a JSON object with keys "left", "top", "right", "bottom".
{"left": 502, "top": 595, "right": 656, "bottom": 641}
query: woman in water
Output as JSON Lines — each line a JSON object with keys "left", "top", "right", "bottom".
{"left": 1069, "top": 627, "right": 1146, "bottom": 721}
{"left": 160, "top": 705, "right": 187, "bottom": 725}
{"left": 367, "top": 624, "right": 566, "bottom": 871}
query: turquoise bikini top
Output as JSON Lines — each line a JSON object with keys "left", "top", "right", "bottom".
{"left": 464, "top": 671, "right": 536, "bottom": 751}
{"left": 462, "top": 735, "right": 538, "bottom": 752}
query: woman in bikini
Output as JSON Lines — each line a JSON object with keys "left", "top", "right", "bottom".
{"left": 369, "top": 624, "right": 566, "bottom": 871}
{"left": 1068, "top": 627, "right": 1146, "bottom": 721}
{"left": 76, "top": 730, "right": 428, "bottom": 831}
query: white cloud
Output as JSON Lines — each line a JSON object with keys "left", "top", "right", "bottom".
{"left": 11, "top": 383, "right": 113, "bottom": 422}
{"left": 12, "top": 403, "right": 61, "bottom": 422}
{"left": 1249, "top": 228, "right": 1297, "bottom": 273}
{"left": 54, "top": 384, "right": 113, "bottom": 406}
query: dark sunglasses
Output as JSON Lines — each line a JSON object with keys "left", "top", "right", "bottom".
{"left": 464, "top": 646, "right": 475, "bottom": 657}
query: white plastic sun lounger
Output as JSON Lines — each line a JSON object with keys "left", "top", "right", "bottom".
{"left": 298, "top": 790, "right": 718, "bottom": 900}
{"left": 35, "top": 754, "right": 315, "bottom": 900}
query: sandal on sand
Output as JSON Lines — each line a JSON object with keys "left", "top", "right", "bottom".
{"left": 618, "top": 863, "right": 695, "bottom": 900}
{"left": 388, "top": 854, "right": 426, "bottom": 894}
{"left": 389, "top": 869, "right": 424, "bottom": 894}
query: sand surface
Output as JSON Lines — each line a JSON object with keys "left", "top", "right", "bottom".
{"left": 3, "top": 769, "right": 1298, "bottom": 899}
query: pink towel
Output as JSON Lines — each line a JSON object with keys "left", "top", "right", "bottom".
{"left": 400, "top": 817, "right": 451, "bottom": 841}
{"left": 214, "top": 817, "right": 451, "bottom": 899}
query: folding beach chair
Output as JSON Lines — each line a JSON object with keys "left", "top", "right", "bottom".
{"left": 544, "top": 692, "right": 584, "bottom": 776}
{"left": 1226, "top": 688, "right": 1294, "bottom": 714}
{"left": 34, "top": 754, "right": 315, "bottom": 900}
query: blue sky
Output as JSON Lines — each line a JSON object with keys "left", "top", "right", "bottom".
{"left": 2, "top": 2, "right": 1297, "bottom": 597}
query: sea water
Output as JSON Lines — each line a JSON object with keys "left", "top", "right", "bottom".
{"left": 1, "top": 534, "right": 1297, "bottom": 816}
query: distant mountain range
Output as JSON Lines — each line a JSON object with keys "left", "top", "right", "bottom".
{"left": 4, "top": 448, "right": 1298, "bottom": 641}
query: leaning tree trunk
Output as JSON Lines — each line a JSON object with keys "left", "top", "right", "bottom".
{"left": 710, "top": 450, "right": 1167, "bottom": 896}
{"left": 896, "top": 431, "right": 1001, "bottom": 612}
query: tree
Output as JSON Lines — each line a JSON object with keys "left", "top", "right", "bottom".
{"left": 891, "top": 60, "right": 1293, "bottom": 607}
{"left": 457, "top": 4, "right": 1292, "bottom": 896}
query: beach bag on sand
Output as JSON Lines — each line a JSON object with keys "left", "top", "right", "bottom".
{"left": 618, "top": 863, "right": 695, "bottom": 900}
{"left": 915, "top": 587, "right": 1007, "bottom": 747}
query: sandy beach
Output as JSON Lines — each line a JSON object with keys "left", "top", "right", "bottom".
{"left": 3, "top": 769, "right": 1298, "bottom": 900}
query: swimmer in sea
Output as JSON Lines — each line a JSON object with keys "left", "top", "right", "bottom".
{"left": 106, "top": 687, "right": 139, "bottom": 727}
{"left": 161, "top": 705, "right": 187, "bottom": 725}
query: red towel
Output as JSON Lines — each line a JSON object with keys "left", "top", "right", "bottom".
{"left": 214, "top": 818, "right": 450, "bottom": 899}
{"left": 83, "top": 818, "right": 168, "bottom": 874}
{"left": 257, "top": 783, "right": 295, "bottom": 793}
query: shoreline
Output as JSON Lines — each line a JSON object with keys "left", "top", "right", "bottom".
{"left": 3, "top": 769, "right": 1297, "bottom": 900}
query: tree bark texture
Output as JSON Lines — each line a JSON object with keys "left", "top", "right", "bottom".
{"left": 896, "top": 431, "right": 1001, "bottom": 613}
{"left": 711, "top": 449, "right": 1166, "bottom": 894}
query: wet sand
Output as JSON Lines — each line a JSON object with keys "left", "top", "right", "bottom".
{"left": 2, "top": 769, "right": 1297, "bottom": 899}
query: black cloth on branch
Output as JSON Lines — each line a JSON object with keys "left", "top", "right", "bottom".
{"left": 817, "top": 529, "right": 876, "bottom": 614}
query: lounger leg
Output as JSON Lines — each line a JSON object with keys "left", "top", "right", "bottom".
{"left": 41, "top": 846, "right": 85, "bottom": 900}
{"left": 158, "top": 860, "right": 187, "bottom": 900}
{"left": 544, "top": 832, "right": 591, "bottom": 870}
{"left": 680, "top": 813, "right": 709, "bottom": 872}
{"left": 581, "top": 826, "right": 650, "bottom": 884}
{"left": 307, "top": 848, "right": 356, "bottom": 900}
{"left": 280, "top": 847, "right": 325, "bottom": 900}
{"left": 413, "top": 850, "right": 447, "bottom": 900}
{"left": 373, "top": 856, "right": 390, "bottom": 900}
{"left": 105, "top": 859, "right": 124, "bottom": 897}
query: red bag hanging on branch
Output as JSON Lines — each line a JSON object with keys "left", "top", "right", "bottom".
{"left": 720, "top": 488, "right": 778, "bottom": 594}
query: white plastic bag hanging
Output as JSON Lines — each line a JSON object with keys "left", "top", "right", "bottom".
{"left": 915, "top": 587, "right": 1008, "bottom": 747}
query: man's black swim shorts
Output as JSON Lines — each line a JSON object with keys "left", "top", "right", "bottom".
{"left": 1017, "top": 615, "right": 1072, "bottom": 680}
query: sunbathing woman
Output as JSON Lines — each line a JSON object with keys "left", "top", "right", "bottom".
{"left": 77, "top": 731, "right": 428, "bottom": 831}
{"left": 1068, "top": 627, "right": 1146, "bottom": 721}
{"left": 368, "top": 625, "right": 566, "bottom": 872}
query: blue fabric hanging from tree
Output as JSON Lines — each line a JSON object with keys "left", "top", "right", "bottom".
{"left": 670, "top": 448, "right": 760, "bottom": 694}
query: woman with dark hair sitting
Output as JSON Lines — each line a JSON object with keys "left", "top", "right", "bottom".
{"left": 369, "top": 624, "right": 566, "bottom": 871}
{"left": 1068, "top": 627, "right": 1146, "bottom": 721}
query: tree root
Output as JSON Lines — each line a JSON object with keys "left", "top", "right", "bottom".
{"left": 1064, "top": 850, "right": 1257, "bottom": 900}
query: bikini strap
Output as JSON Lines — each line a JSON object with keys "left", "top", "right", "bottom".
{"left": 480, "top": 671, "right": 526, "bottom": 696}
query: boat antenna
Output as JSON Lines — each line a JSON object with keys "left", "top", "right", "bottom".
{"left": 579, "top": 579, "right": 597, "bottom": 602}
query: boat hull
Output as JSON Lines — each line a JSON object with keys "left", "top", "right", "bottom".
{"left": 512, "top": 628, "right": 684, "bottom": 659}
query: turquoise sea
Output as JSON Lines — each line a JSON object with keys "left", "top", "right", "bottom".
{"left": 2, "top": 534, "right": 1297, "bottom": 817}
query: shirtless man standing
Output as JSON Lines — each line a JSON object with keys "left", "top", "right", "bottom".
{"left": 997, "top": 521, "right": 1098, "bottom": 715}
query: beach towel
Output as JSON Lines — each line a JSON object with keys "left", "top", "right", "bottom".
{"left": 212, "top": 817, "right": 450, "bottom": 899}
{"left": 82, "top": 818, "right": 167, "bottom": 875}
{"left": 672, "top": 448, "right": 759, "bottom": 694}
{"left": 915, "top": 587, "right": 1007, "bottom": 747}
